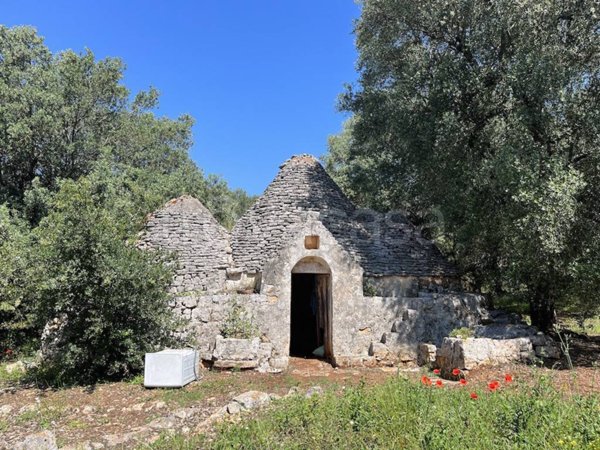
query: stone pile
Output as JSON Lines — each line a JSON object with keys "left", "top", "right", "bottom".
{"left": 365, "top": 292, "right": 488, "bottom": 365}
{"left": 416, "top": 310, "right": 562, "bottom": 374}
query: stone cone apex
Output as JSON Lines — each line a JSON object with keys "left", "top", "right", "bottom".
{"left": 139, "top": 195, "right": 231, "bottom": 293}
{"left": 158, "top": 195, "right": 219, "bottom": 223}
{"left": 231, "top": 153, "right": 456, "bottom": 277}
{"left": 231, "top": 153, "right": 357, "bottom": 272}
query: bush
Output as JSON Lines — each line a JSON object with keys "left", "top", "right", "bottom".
{"left": 220, "top": 299, "right": 259, "bottom": 339}
{"left": 449, "top": 327, "right": 474, "bottom": 338}
{"left": 30, "top": 176, "right": 182, "bottom": 384}
{"left": 0, "top": 205, "right": 36, "bottom": 354}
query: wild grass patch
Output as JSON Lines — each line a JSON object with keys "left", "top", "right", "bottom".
{"left": 142, "top": 432, "right": 207, "bottom": 449}
{"left": 158, "top": 377, "right": 234, "bottom": 407}
{"left": 561, "top": 316, "right": 600, "bottom": 336}
{"left": 0, "top": 362, "right": 27, "bottom": 386}
{"left": 15, "top": 401, "right": 66, "bottom": 430}
{"left": 201, "top": 374, "right": 600, "bottom": 449}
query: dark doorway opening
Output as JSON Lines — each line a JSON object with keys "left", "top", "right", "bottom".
{"left": 290, "top": 273, "right": 332, "bottom": 360}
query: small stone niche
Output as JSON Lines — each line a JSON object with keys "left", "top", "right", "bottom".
{"left": 304, "top": 235, "right": 320, "bottom": 250}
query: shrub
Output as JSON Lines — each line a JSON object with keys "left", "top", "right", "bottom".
{"left": 449, "top": 327, "right": 474, "bottom": 338}
{"left": 0, "top": 205, "right": 36, "bottom": 353}
{"left": 220, "top": 299, "right": 259, "bottom": 339}
{"left": 362, "top": 278, "right": 377, "bottom": 297}
{"left": 30, "top": 176, "right": 182, "bottom": 384}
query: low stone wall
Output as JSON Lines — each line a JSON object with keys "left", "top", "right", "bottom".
{"left": 172, "top": 293, "right": 289, "bottom": 367}
{"left": 172, "top": 290, "right": 488, "bottom": 370}
{"left": 435, "top": 337, "right": 534, "bottom": 375}
{"left": 364, "top": 275, "right": 461, "bottom": 298}
{"left": 333, "top": 292, "right": 488, "bottom": 366}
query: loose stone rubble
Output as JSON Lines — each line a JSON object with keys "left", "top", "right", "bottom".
{"left": 13, "top": 431, "right": 58, "bottom": 450}
{"left": 430, "top": 311, "right": 562, "bottom": 375}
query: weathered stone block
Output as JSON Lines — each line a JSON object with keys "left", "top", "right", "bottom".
{"left": 232, "top": 391, "right": 272, "bottom": 410}
{"left": 417, "top": 343, "right": 437, "bottom": 367}
{"left": 257, "top": 343, "right": 274, "bottom": 373}
{"left": 535, "top": 345, "right": 561, "bottom": 359}
{"left": 213, "top": 359, "right": 258, "bottom": 369}
{"left": 268, "top": 356, "right": 289, "bottom": 371}
{"left": 211, "top": 336, "right": 262, "bottom": 369}
{"left": 14, "top": 431, "right": 58, "bottom": 450}
{"left": 369, "top": 342, "right": 389, "bottom": 360}
{"left": 191, "top": 306, "right": 210, "bottom": 323}
{"left": 182, "top": 297, "right": 198, "bottom": 309}
{"left": 436, "top": 337, "right": 534, "bottom": 374}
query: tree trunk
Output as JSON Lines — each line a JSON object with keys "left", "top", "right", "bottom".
{"left": 529, "top": 287, "right": 556, "bottom": 332}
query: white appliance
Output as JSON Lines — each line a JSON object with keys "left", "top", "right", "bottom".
{"left": 144, "top": 349, "right": 198, "bottom": 388}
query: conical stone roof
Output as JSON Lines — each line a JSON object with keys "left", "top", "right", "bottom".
{"left": 140, "top": 195, "right": 230, "bottom": 292}
{"left": 231, "top": 155, "right": 456, "bottom": 277}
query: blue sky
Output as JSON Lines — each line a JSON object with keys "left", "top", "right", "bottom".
{"left": 3, "top": 1, "right": 360, "bottom": 195}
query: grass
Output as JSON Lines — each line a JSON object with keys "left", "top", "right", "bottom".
{"left": 128, "top": 373, "right": 145, "bottom": 385}
{"left": 157, "top": 371, "right": 300, "bottom": 408}
{"left": 150, "top": 373, "right": 600, "bottom": 450}
{"left": 0, "top": 361, "right": 27, "bottom": 386}
{"left": 489, "top": 295, "right": 600, "bottom": 337}
{"left": 15, "top": 400, "right": 66, "bottom": 430}
{"left": 158, "top": 378, "right": 231, "bottom": 407}
{"left": 449, "top": 326, "right": 474, "bottom": 338}
{"left": 140, "top": 433, "right": 207, "bottom": 449}
{"left": 66, "top": 419, "right": 88, "bottom": 429}
{"left": 560, "top": 316, "right": 600, "bottom": 336}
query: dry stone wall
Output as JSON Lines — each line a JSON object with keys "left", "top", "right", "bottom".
{"left": 231, "top": 154, "right": 456, "bottom": 277}
{"left": 171, "top": 289, "right": 487, "bottom": 369}
{"left": 171, "top": 292, "right": 289, "bottom": 371}
{"left": 343, "top": 292, "right": 487, "bottom": 365}
{"left": 138, "top": 157, "right": 486, "bottom": 371}
{"left": 138, "top": 196, "right": 231, "bottom": 294}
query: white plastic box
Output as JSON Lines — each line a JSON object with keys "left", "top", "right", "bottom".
{"left": 144, "top": 349, "right": 199, "bottom": 388}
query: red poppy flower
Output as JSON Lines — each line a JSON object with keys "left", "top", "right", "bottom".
{"left": 433, "top": 369, "right": 440, "bottom": 375}
{"left": 504, "top": 374, "right": 513, "bottom": 383}
{"left": 452, "top": 368, "right": 461, "bottom": 376}
{"left": 488, "top": 380, "right": 500, "bottom": 391}
{"left": 421, "top": 376, "right": 432, "bottom": 386}
{"left": 435, "top": 380, "right": 443, "bottom": 387}
{"left": 459, "top": 379, "right": 468, "bottom": 386}
{"left": 470, "top": 392, "right": 478, "bottom": 400}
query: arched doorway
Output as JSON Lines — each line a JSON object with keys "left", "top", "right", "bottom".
{"left": 290, "top": 257, "right": 333, "bottom": 361}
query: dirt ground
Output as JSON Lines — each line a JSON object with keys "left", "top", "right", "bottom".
{"left": 0, "top": 334, "right": 598, "bottom": 448}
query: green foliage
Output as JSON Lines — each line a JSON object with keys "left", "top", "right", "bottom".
{"left": 0, "top": 25, "right": 255, "bottom": 382}
{"left": 329, "top": 0, "right": 600, "bottom": 330}
{"left": 449, "top": 327, "right": 474, "bottom": 338}
{"left": 560, "top": 316, "right": 600, "bottom": 336}
{"left": 362, "top": 278, "right": 377, "bottom": 297}
{"left": 207, "top": 376, "right": 600, "bottom": 449}
{"left": 0, "top": 362, "right": 28, "bottom": 386}
{"left": 28, "top": 174, "right": 183, "bottom": 383}
{"left": 0, "top": 205, "right": 35, "bottom": 351}
{"left": 145, "top": 433, "right": 207, "bottom": 450}
{"left": 220, "top": 299, "right": 259, "bottom": 339}
{"left": 0, "top": 26, "right": 125, "bottom": 204}
{"left": 0, "top": 25, "right": 253, "bottom": 223}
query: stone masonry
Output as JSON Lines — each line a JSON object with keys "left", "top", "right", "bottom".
{"left": 138, "top": 196, "right": 231, "bottom": 294}
{"left": 140, "top": 155, "right": 492, "bottom": 370}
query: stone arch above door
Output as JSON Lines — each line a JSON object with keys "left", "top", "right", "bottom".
{"left": 291, "top": 256, "right": 331, "bottom": 274}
